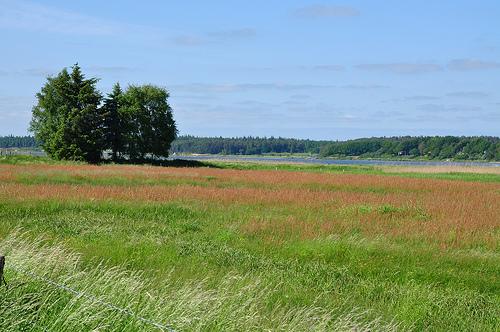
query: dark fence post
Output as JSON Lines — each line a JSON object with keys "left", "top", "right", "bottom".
{"left": 0, "top": 255, "right": 6, "bottom": 286}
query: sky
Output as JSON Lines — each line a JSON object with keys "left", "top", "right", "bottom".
{"left": 0, "top": 0, "right": 499, "bottom": 139}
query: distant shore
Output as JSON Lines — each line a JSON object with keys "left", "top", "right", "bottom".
{"left": 175, "top": 154, "right": 500, "bottom": 168}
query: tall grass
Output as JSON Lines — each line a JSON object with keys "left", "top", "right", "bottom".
{"left": 0, "top": 232, "right": 400, "bottom": 331}
{"left": 0, "top": 161, "right": 498, "bottom": 330}
{"left": 1, "top": 162, "right": 498, "bottom": 248}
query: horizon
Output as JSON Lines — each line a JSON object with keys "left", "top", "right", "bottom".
{"left": 1, "top": 133, "right": 499, "bottom": 143}
{"left": 1, "top": 1, "right": 499, "bottom": 139}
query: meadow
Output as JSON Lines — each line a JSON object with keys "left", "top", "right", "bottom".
{"left": 0, "top": 156, "right": 499, "bottom": 331}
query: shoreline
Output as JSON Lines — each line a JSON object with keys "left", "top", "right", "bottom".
{"left": 174, "top": 154, "right": 500, "bottom": 168}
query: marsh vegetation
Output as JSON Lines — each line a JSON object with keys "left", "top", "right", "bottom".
{"left": 0, "top": 157, "right": 499, "bottom": 331}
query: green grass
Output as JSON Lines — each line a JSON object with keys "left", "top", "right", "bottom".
{"left": 0, "top": 157, "right": 499, "bottom": 331}
{"left": 1, "top": 198, "right": 498, "bottom": 331}
{"left": 0, "top": 154, "right": 62, "bottom": 165}
{"left": 211, "top": 160, "right": 500, "bottom": 182}
{"left": 4, "top": 234, "right": 386, "bottom": 331}
{"left": 2, "top": 155, "right": 499, "bottom": 183}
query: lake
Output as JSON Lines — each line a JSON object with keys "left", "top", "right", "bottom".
{"left": 175, "top": 155, "right": 500, "bottom": 167}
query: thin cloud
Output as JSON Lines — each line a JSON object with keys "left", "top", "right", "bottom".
{"left": 208, "top": 28, "right": 256, "bottom": 40}
{"left": 404, "top": 95, "right": 440, "bottom": 101}
{"left": 170, "top": 83, "right": 335, "bottom": 93}
{"left": 289, "top": 94, "right": 311, "bottom": 100}
{"left": 173, "top": 28, "right": 256, "bottom": 46}
{"left": 417, "top": 104, "right": 482, "bottom": 113}
{"left": 312, "top": 65, "right": 345, "bottom": 71}
{"left": 355, "top": 63, "right": 442, "bottom": 74}
{"left": 340, "top": 84, "right": 388, "bottom": 90}
{"left": 381, "top": 95, "right": 441, "bottom": 103}
{"left": 448, "top": 59, "right": 500, "bottom": 71}
{"left": 173, "top": 35, "right": 205, "bottom": 46}
{"left": 484, "top": 112, "right": 500, "bottom": 120}
{"left": 372, "top": 110, "right": 405, "bottom": 118}
{"left": 0, "top": 66, "right": 134, "bottom": 77}
{"left": 0, "top": 96, "right": 35, "bottom": 104}
{"left": 22, "top": 68, "right": 55, "bottom": 76}
{"left": 446, "top": 91, "right": 489, "bottom": 98}
{"left": 282, "top": 99, "right": 308, "bottom": 106}
{"left": 173, "top": 94, "right": 218, "bottom": 101}
{"left": 0, "top": 0, "right": 135, "bottom": 36}
{"left": 86, "top": 66, "right": 136, "bottom": 74}
{"left": 0, "top": 96, "right": 35, "bottom": 119}
{"left": 171, "top": 83, "right": 386, "bottom": 93}
{"left": 294, "top": 5, "right": 360, "bottom": 18}
{"left": 0, "top": 68, "right": 56, "bottom": 77}
{"left": 239, "top": 65, "right": 345, "bottom": 72}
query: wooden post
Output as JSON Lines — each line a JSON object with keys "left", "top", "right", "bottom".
{"left": 0, "top": 255, "right": 6, "bottom": 286}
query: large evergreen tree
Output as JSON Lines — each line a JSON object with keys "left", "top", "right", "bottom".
{"left": 30, "top": 64, "right": 104, "bottom": 163}
{"left": 30, "top": 64, "right": 178, "bottom": 163}
{"left": 102, "top": 83, "right": 123, "bottom": 162}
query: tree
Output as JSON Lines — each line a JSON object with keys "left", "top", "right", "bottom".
{"left": 30, "top": 64, "right": 104, "bottom": 163}
{"left": 120, "top": 85, "right": 177, "bottom": 161}
{"left": 102, "top": 83, "right": 123, "bottom": 162}
{"left": 30, "top": 65, "right": 179, "bottom": 164}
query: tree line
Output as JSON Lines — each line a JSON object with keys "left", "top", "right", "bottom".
{"left": 0, "top": 135, "right": 38, "bottom": 149}
{"left": 171, "top": 136, "right": 500, "bottom": 161}
{"left": 3, "top": 134, "right": 499, "bottom": 161}
{"left": 29, "top": 64, "right": 177, "bottom": 163}
{"left": 170, "top": 136, "right": 326, "bottom": 155}
{"left": 319, "top": 136, "right": 500, "bottom": 160}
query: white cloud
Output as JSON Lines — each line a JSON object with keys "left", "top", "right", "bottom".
{"left": 208, "top": 28, "right": 256, "bottom": 40}
{"left": 312, "top": 65, "right": 345, "bottom": 71}
{"left": 171, "top": 83, "right": 333, "bottom": 93}
{"left": 404, "top": 95, "right": 440, "bottom": 101}
{"left": 340, "top": 84, "right": 388, "bottom": 90}
{"left": 446, "top": 91, "right": 489, "bottom": 98}
{"left": 0, "top": 96, "right": 35, "bottom": 129}
{"left": 0, "top": 68, "right": 55, "bottom": 77}
{"left": 381, "top": 95, "right": 441, "bottom": 103}
{"left": 86, "top": 66, "right": 136, "bottom": 74}
{"left": 170, "top": 83, "right": 386, "bottom": 93}
{"left": 0, "top": 65, "right": 135, "bottom": 78}
{"left": 417, "top": 104, "right": 482, "bottom": 113}
{"left": 173, "top": 35, "right": 206, "bottom": 46}
{"left": 173, "top": 28, "right": 256, "bottom": 46}
{"left": 356, "top": 63, "right": 442, "bottom": 74}
{"left": 448, "top": 59, "right": 500, "bottom": 71}
{"left": 0, "top": 0, "right": 147, "bottom": 36}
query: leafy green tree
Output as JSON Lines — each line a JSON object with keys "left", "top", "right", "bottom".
{"left": 30, "top": 68, "right": 71, "bottom": 158}
{"left": 30, "top": 64, "right": 104, "bottom": 163}
{"left": 120, "top": 85, "right": 177, "bottom": 161}
{"left": 102, "top": 83, "right": 123, "bottom": 162}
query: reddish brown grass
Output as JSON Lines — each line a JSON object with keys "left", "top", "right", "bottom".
{"left": 0, "top": 163, "right": 498, "bottom": 249}
{"left": 381, "top": 165, "right": 500, "bottom": 174}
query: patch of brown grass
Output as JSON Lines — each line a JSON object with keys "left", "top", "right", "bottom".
{"left": 381, "top": 165, "right": 500, "bottom": 174}
{"left": 1, "top": 163, "right": 498, "bottom": 249}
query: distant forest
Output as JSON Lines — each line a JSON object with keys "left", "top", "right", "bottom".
{"left": 319, "top": 136, "right": 499, "bottom": 161}
{"left": 0, "top": 135, "right": 38, "bottom": 149}
{"left": 1, "top": 135, "right": 499, "bottom": 161}
{"left": 170, "top": 136, "right": 500, "bottom": 161}
{"left": 171, "top": 136, "right": 327, "bottom": 155}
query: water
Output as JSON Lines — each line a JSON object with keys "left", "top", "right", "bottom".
{"left": 175, "top": 155, "right": 500, "bottom": 167}
{"left": 0, "top": 149, "right": 46, "bottom": 157}
{"left": 3, "top": 149, "right": 498, "bottom": 167}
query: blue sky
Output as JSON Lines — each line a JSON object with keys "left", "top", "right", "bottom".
{"left": 0, "top": 0, "right": 499, "bottom": 139}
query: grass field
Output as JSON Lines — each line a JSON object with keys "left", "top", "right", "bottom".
{"left": 0, "top": 156, "right": 499, "bottom": 331}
